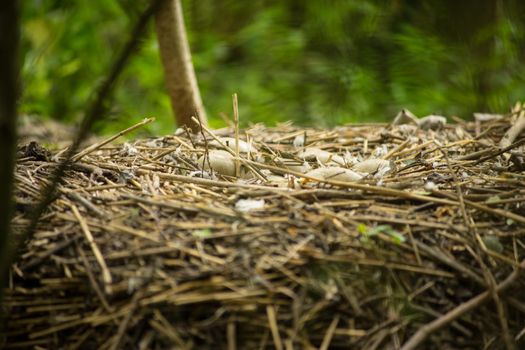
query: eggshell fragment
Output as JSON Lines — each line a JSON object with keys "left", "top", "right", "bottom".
{"left": 305, "top": 167, "right": 363, "bottom": 183}
{"left": 235, "top": 199, "right": 265, "bottom": 212}
{"left": 293, "top": 134, "right": 305, "bottom": 148}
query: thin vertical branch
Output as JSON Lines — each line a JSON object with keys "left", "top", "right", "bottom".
{"left": 0, "top": 0, "right": 20, "bottom": 281}
{"left": 233, "top": 93, "right": 240, "bottom": 177}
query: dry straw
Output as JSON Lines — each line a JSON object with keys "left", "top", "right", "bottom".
{"left": 5, "top": 109, "right": 525, "bottom": 349}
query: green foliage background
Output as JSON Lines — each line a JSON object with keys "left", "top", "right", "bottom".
{"left": 21, "top": 0, "right": 525, "bottom": 134}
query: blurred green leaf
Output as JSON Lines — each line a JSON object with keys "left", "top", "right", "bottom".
{"left": 359, "top": 224, "right": 405, "bottom": 245}
{"left": 20, "top": 1, "right": 525, "bottom": 133}
{"left": 192, "top": 229, "right": 212, "bottom": 239}
{"left": 482, "top": 235, "right": 504, "bottom": 253}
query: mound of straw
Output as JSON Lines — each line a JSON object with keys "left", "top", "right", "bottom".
{"left": 4, "top": 106, "right": 525, "bottom": 349}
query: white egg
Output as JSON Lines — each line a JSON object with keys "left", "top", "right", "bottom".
{"left": 305, "top": 167, "right": 363, "bottom": 183}
{"left": 208, "top": 137, "right": 256, "bottom": 153}
{"left": 198, "top": 150, "right": 236, "bottom": 176}
{"left": 351, "top": 159, "right": 392, "bottom": 175}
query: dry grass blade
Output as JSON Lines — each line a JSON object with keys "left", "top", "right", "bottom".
{"left": 72, "top": 117, "right": 154, "bottom": 162}
{"left": 266, "top": 305, "right": 283, "bottom": 350}
{"left": 70, "top": 204, "right": 112, "bottom": 294}
{"left": 320, "top": 315, "right": 340, "bottom": 350}
{"left": 500, "top": 102, "right": 525, "bottom": 148}
{"left": 233, "top": 93, "right": 241, "bottom": 177}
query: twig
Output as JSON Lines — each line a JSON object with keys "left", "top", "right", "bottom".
{"left": 406, "top": 225, "right": 421, "bottom": 265}
{"left": 466, "top": 240, "right": 515, "bottom": 350}
{"left": 72, "top": 117, "right": 154, "bottom": 162}
{"left": 320, "top": 315, "right": 340, "bottom": 350}
{"left": 472, "top": 137, "right": 525, "bottom": 165}
{"left": 408, "top": 303, "right": 472, "bottom": 337}
{"left": 196, "top": 115, "right": 212, "bottom": 177}
{"left": 96, "top": 162, "right": 289, "bottom": 192}
{"left": 500, "top": 102, "right": 525, "bottom": 148}
{"left": 227, "top": 319, "right": 237, "bottom": 350}
{"left": 108, "top": 289, "right": 144, "bottom": 350}
{"left": 150, "top": 310, "right": 189, "bottom": 349}
{"left": 71, "top": 204, "right": 112, "bottom": 294}
{"left": 233, "top": 93, "right": 240, "bottom": 177}
{"left": 485, "top": 259, "right": 516, "bottom": 350}
{"left": 183, "top": 126, "right": 197, "bottom": 149}
{"left": 439, "top": 146, "right": 470, "bottom": 228}
{"left": 415, "top": 241, "right": 485, "bottom": 285}
{"left": 383, "top": 139, "right": 410, "bottom": 160}
{"left": 432, "top": 189, "right": 525, "bottom": 225}
{"left": 400, "top": 259, "right": 525, "bottom": 350}
{"left": 266, "top": 305, "right": 283, "bottom": 350}
{"left": 21, "top": 235, "right": 79, "bottom": 271}
{"left": 64, "top": 191, "right": 106, "bottom": 218}
{"left": 77, "top": 245, "right": 114, "bottom": 313}
{"left": 69, "top": 329, "right": 95, "bottom": 350}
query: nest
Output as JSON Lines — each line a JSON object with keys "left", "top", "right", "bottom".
{"left": 4, "top": 109, "right": 525, "bottom": 349}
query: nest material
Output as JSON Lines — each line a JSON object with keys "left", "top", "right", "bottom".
{"left": 4, "top": 112, "right": 525, "bottom": 349}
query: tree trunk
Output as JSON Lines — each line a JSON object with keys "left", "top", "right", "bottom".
{"left": 155, "top": 0, "right": 207, "bottom": 132}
